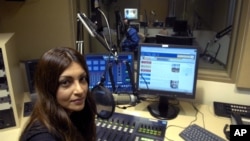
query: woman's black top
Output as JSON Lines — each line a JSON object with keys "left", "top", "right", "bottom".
{"left": 20, "top": 121, "right": 57, "bottom": 141}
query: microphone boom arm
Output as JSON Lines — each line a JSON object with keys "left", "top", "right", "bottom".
{"left": 77, "top": 13, "right": 117, "bottom": 57}
{"left": 77, "top": 10, "right": 138, "bottom": 119}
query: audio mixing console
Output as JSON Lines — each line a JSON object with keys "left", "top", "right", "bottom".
{"left": 96, "top": 112, "right": 167, "bottom": 141}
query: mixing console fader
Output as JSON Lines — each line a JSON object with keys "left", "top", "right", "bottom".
{"left": 96, "top": 112, "right": 167, "bottom": 141}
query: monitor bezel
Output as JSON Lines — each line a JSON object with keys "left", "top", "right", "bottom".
{"left": 136, "top": 43, "right": 199, "bottom": 100}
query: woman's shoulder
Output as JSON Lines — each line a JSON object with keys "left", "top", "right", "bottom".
{"left": 20, "top": 121, "right": 57, "bottom": 141}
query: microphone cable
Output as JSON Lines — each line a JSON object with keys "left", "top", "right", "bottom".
{"left": 138, "top": 73, "right": 159, "bottom": 101}
{"left": 98, "top": 59, "right": 109, "bottom": 87}
{"left": 96, "top": 52, "right": 112, "bottom": 87}
{"left": 97, "top": 8, "right": 113, "bottom": 50}
{"left": 108, "top": 61, "right": 116, "bottom": 92}
{"left": 125, "top": 61, "right": 135, "bottom": 92}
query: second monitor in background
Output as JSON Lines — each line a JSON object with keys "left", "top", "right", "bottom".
{"left": 173, "top": 20, "right": 188, "bottom": 36}
{"left": 165, "top": 17, "right": 176, "bottom": 27}
{"left": 156, "top": 34, "right": 194, "bottom": 45}
{"left": 124, "top": 8, "right": 138, "bottom": 20}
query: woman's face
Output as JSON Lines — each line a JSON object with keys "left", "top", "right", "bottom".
{"left": 56, "top": 62, "right": 88, "bottom": 113}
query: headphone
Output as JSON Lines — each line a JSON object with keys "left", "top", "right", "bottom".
{"left": 223, "top": 124, "right": 230, "bottom": 140}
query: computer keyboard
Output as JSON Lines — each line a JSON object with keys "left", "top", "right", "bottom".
{"left": 214, "top": 101, "right": 250, "bottom": 118}
{"left": 179, "top": 124, "right": 226, "bottom": 141}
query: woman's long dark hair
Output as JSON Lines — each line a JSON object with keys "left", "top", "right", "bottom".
{"left": 20, "top": 47, "right": 97, "bottom": 141}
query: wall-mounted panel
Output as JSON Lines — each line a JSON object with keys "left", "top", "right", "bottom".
{"left": 0, "top": 33, "right": 25, "bottom": 130}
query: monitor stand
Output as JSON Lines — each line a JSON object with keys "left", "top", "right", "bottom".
{"left": 147, "top": 96, "right": 180, "bottom": 120}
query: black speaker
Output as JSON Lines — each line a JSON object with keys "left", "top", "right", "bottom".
{"left": 0, "top": 109, "right": 16, "bottom": 129}
{"left": 90, "top": 0, "right": 99, "bottom": 11}
{"left": 102, "top": 0, "right": 112, "bottom": 5}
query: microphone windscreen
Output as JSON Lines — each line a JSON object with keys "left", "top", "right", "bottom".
{"left": 92, "top": 85, "right": 115, "bottom": 119}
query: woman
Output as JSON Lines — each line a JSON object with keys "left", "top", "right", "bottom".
{"left": 19, "top": 47, "right": 97, "bottom": 141}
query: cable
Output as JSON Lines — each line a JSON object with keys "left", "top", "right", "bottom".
{"left": 116, "top": 104, "right": 136, "bottom": 109}
{"left": 138, "top": 73, "right": 158, "bottom": 101}
{"left": 93, "top": 9, "right": 117, "bottom": 93}
{"left": 97, "top": 8, "right": 113, "bottom": 49}
{"left": 139, "top": 73, "right": 149, "bottom": 91}
{"left": 108, "top": 62, "right": 115, "bottom": 92}
{"left": 165, "top": 102, "right": 206, "bottom": 141}
{"left": 189, "top": 103, "right": 199, "bottom": 126}
{"left": 125, "top": 61, "right": 136, "bottom": 94}
{"left": 190, "top": 102, "right": 205, "bottom": 128}
{"left": 165, "top": 125, "right": 185, "bottom": 141}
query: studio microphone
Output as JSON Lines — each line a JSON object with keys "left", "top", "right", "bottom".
{"left": 112, "top": 94, "right": 137, "bottom": 106}
{"left": 92, "top": 84, "right": 138, "bottom": 119}
{"left": 214, "top": 25, "right": 232, "bottom": 42}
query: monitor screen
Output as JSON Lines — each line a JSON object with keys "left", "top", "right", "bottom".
{"left": 124, "top": 8, "right": 138, "bottom": 20}
{"left": 136, "top": 43, "right": 199, "bottom": 119}
{"left": 165, "top": 16, "right": 176, "bottom": 27}
{"left": 173, "top": 20, "right": 188, "bottom": 36}
{"left": 85, "top": 52, "right": 135, "bottom": 94}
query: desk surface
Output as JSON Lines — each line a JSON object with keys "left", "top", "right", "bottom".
{"left": 0, "top": 100, "right": 230, "bottom": 141}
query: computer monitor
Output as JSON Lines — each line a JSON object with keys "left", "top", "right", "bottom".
{"left": 173, "top": 20, "right": 188, "bottom": 36}
{"left": 85, "top": 52, "right": 135, "bottom": 94}
{"left": 165, "top": 17, "right": 176, "bottom": 27}
{"left": 21, "top": 59, "right": 38, "bottom": 94}
{"left": 21, "top": 59, "right": 39, "bottom": 102}
{"left": 136, "top": 43, "right": 199, "bottom": 119}
{"left": 124, "top": 8, "right": 138, "bottom": 20}
{"left": 156, "top": 34, "right": 194, "bottom": 45}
